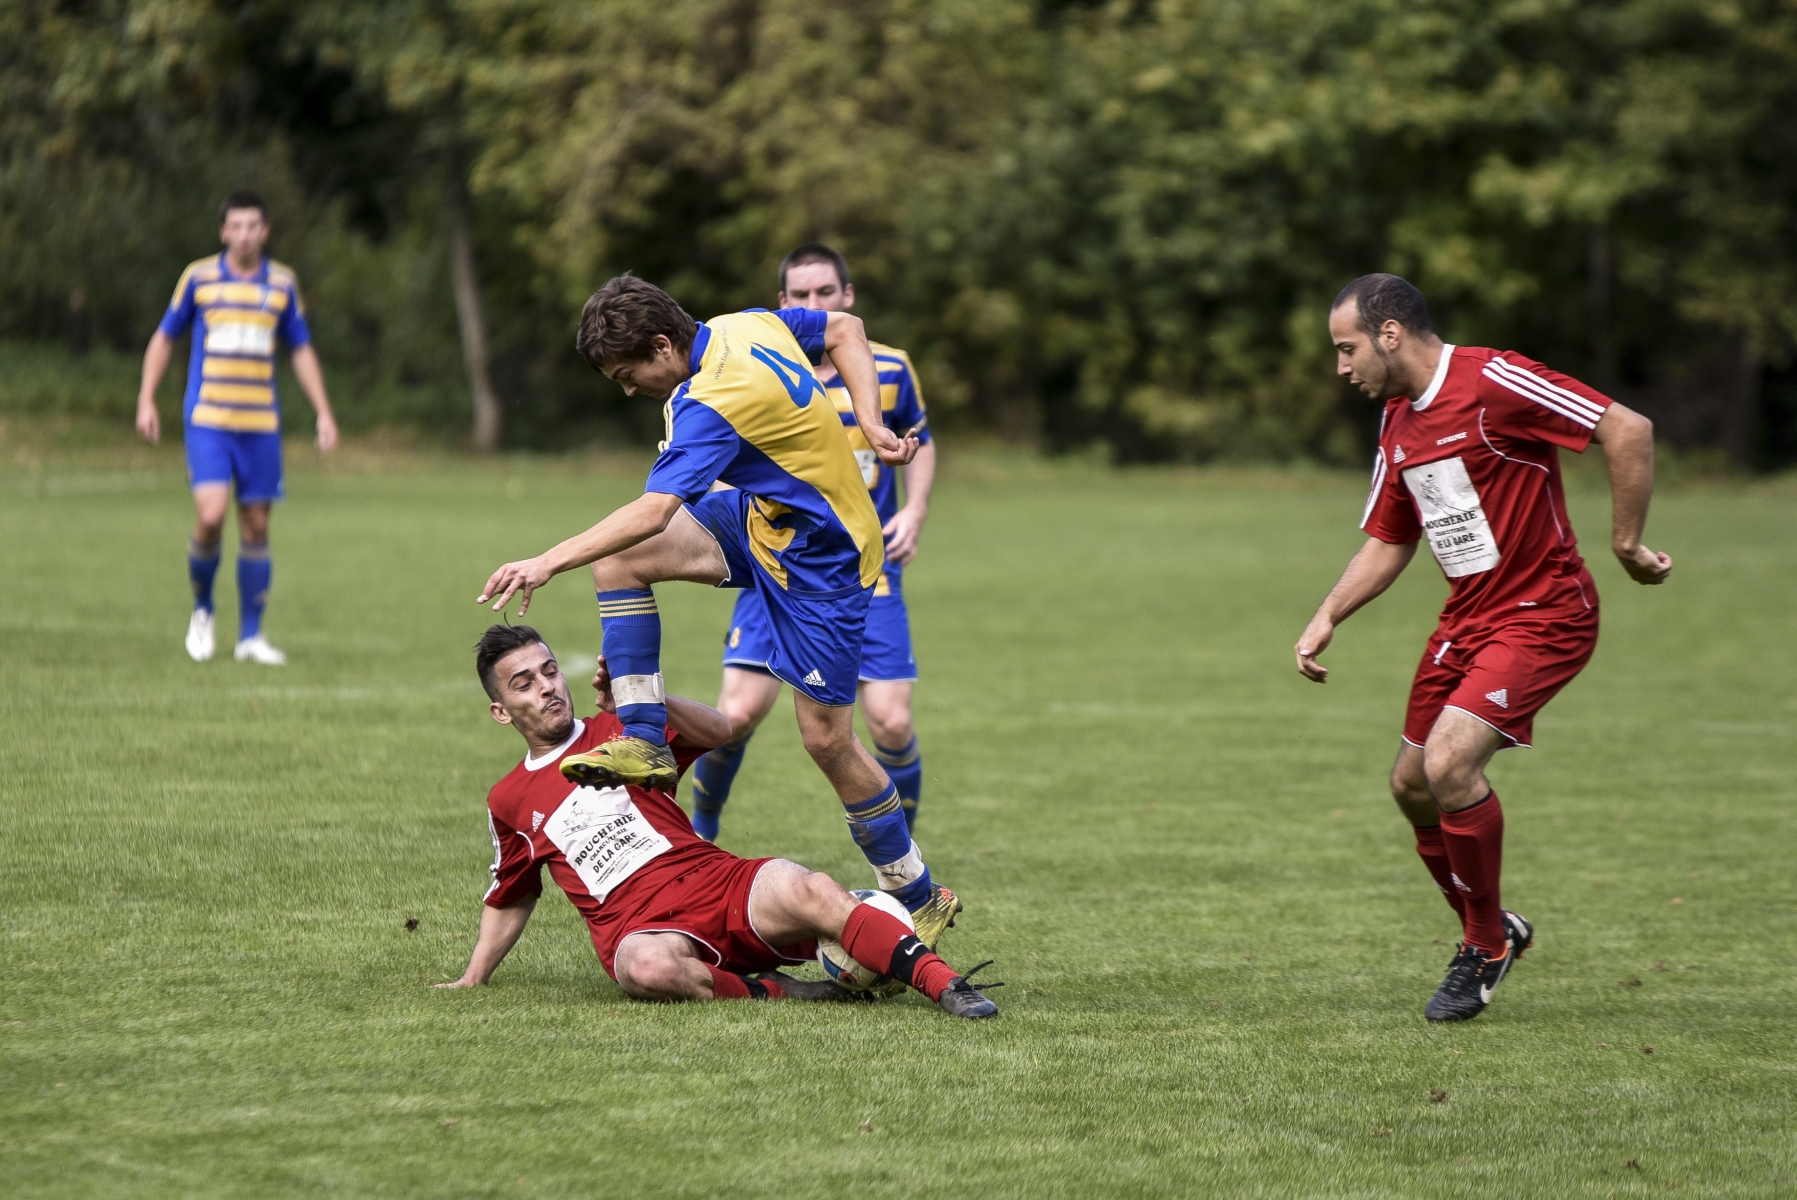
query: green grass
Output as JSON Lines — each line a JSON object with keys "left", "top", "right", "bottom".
{"left": 2, "top": 432, "right": 1794, "bottom": 1197}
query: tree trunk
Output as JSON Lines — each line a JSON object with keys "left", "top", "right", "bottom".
{"left": 1588, "top": 223, "right": 1617, "bottom": 393}
{"left": 447, "top": 164, "right": 501, "bottom": 453}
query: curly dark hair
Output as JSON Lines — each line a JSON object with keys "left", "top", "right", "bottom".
{"left": 575, "top": 274, "right": 698, "bottom": 370}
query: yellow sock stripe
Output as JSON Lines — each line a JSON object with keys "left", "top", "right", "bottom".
{"left": 597, "top": 601, "right": 660, "bottom": 617}
{"left": 873, "top": 745, "right": 920, "bottom": 768}
{"left": 845, "top": 792, "right": 904, "bottom": 823}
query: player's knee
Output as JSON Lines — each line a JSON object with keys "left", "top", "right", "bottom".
{"left": 864, "top": 705, "right": 913, "bottom": 748}
{"left": 1389, "top": 766, "right": 1429, "bottom": 806}
{"left": 615, "top": 944, "right": 691, "bottom": 1000}
{"left": 1421, "top": 747, "right": 1479, "bottom": 801}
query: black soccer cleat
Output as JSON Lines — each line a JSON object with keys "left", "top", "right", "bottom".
{"left": 751, "top": 971, "right": 875, "bottom": 1003}
{"left": 937, "top": 960, "right": 1002, "bottom": 1019}
{"left": 1424, "top": 941, "right": 1516, "bottom": 1022}
{"left": 1502, "top": 909, "right": 1535, "bottom": 963}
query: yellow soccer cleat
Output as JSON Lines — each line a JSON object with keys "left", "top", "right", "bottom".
{"left": 908, "top": 884, "right": 962, "bottom": 952}
{"left": 560, "top": 736, "right": 679, "bottom": 792}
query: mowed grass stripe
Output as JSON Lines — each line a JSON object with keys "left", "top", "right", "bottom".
{"left": 1, "top": 448, "right": 1792, "bottom": 1197}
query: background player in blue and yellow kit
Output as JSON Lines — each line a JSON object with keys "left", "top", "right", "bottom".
{"left": 690, "top": 244, "right": 936, "bottom": 841}
{"left": 135, "top": 191, "right": 339, "bottom": 665}
{"left": 477, "top": 275, "right": 959, "bottom": 940}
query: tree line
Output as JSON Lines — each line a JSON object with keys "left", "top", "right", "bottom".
{"left": 4, "top": 0, "right": 1795, "bottom": 464}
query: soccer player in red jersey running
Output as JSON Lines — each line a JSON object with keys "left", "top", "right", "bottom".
{"left": 436, "top": 623, "right": 997, "bottom": 1018}
{"left": 1294, "top": 274, "right": 1672, "bottom": 1022}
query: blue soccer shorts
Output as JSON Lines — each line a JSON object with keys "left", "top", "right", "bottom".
{"left": 723, "top": 569, "right": 916, "bottom": 685}
{"left": 686, "top": 489, "right": 871, "bottom": 707}
{"left": 184, "top": 424, "right": 284, "bottom": 503}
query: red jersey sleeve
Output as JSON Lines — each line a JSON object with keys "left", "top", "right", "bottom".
{"left": 1360, "top": 426, "right": 1421, "bottom": 544}
{"left": 483, "top": 807, "right": 544, "bottom": 908}
{"left": 1475, "top": 351, "right": 1611, "bottom": 453}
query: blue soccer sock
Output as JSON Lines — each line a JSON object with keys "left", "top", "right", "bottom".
{"left": 690, "top": 736, "right": 751, "bottom": 841}
{"left": 873, "top": 737, "right": 923, "bottom": 829}
{"left": 236, "top": 540, "right": 271, "bottom": 640}
{"left": 843, "top": 781, "right": 934, "bottom": 911}
{"left": 596, "top": 589, "right": 667, "bottom": 745}
{"left": 188, "top": 537, "right": 221, "bottom": 613}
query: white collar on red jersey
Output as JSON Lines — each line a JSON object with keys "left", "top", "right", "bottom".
{"left": 523, "top": 718, "right": 584, "bottom": 772}
{"left": 1410, "top": 344, "right": 1456, "bottom": 411}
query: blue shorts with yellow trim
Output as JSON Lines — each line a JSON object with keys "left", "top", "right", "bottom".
{"left": 184, "top": 424, "right": 284, "bottom": 503}
{"left": 723, "top": 569, "right": 916, "bottom": 685}
{"left": 686, "top": 489, "right": 871, "bottom": 707}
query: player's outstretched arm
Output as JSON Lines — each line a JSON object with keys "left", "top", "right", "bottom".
{"left": 590, "top": 654, "right": 731, "bottom": 748}
{"left": 823, "top": 312, "right": 917, "bottom": 467}
{"left": 1294, "top": 537, "right": 1418, "bottom": 682}
{"left": 1593, "top": 403, "right": 1672, "bottom": 585}
{"left": 135, "top": 332, "right": 175, "bottom": 444}
{"left": 436, "top": 898, "right": 536, "bottom": 988}
{"left": 479, "top": 491, "right": 686, "bottom": 613}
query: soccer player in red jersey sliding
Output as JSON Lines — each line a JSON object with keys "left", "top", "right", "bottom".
{"left": 1294, "top": 274, "right": 1672, "bottom": 1022}
{"left": 436, "top": 623, "right": 997, "bottom": 1018}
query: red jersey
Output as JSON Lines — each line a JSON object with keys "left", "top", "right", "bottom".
{"left": 1361, "top": 345, "right": 1613, "bottom": 630}
{"left": 482, "top": 715, "right": 730, "bottom": 951}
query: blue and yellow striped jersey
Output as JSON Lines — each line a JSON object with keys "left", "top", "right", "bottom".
{"left": 158, "top": 254, "right": 311, "bottom": 434}
{"left": 645, "top": 309, "right": 884, "bottom": 594}
{"left": 820, "top": 341, "right": 929, "bottom": 526}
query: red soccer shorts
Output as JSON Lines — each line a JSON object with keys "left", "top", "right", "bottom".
{"left": 1403, "top": 608, "right": 1600, "bottom": 748}
{"left": 590, "top": 854, "right": 817, "bottom": 979}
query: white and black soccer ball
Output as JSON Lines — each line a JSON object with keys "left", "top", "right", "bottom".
{"left": 817, "top": 889, "right": 915, "bottom": 991}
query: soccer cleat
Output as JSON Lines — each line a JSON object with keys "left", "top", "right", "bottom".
{"left": 906, "top": 884, "right": 962, "bottom": 951}
{"left": 937, "top": 968, "right": 1001, "bottom": 1020}
{"left": 560, "top": 736, "right": 679, "bottom": 791}
{"left": 1424, "top": 941, "right": 1516, "bottom": 1022}
{"left": 185, "top": 609, "right": 215, "bottom": 662}
{"left": 751, "top": 971, "right": 876, "bottom": 1003}
{"left": 233, "top": 635, "right": 286, "bottom": 665}
{"left": 1502, "top": 909, "right": 1535, "bottom": 963}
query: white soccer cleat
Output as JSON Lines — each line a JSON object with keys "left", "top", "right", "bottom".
{"left": 233, "top": 635, "right": 287, "bottom": 665}
{"left": 185, "top": 609, "right": 216, "bottom": 662}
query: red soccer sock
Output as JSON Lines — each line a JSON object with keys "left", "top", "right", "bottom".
{"left": 1413, "top": 824, "right": 1468, "bottom": 926}
{"left": 840, "top": 903, "right": 959, "bottom": 1002}
{"left": 1439, "top": 791, "right": 1506, "bottom": 955}
{"left": 705, "top": 967, "right": 786, "bottom": 1000}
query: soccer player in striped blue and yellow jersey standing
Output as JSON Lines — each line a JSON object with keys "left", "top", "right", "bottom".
{"left": 478, "top": 275, "right": 961, "bottom": 944}
{"left": 690, "top": 244, "right": 935, "bottom": 842}
{"left": 135, "top": 191, "right": 339, "bottom": 665}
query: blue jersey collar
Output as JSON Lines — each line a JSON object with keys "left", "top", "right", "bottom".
{"left": 686, "top": 325, "right": 712, "bottom": 378}
{"left": 219, "top": 252, "right": 268, "bottom": 283}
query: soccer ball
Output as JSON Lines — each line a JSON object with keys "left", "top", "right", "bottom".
{"left": 817, "top": 889, "right": 915, "bottom": 991}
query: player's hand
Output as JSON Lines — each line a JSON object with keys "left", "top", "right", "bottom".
{"left": 1616, "top": 543, "right": 1672, "bottom": 585}
{"left": 1294, "top": 613, "right": 1335, "bottom": 683}
{"left": 591, "top": 654, "right": 617, "bottom": 713}
{"left": 135, "top": 401, "right": 160, "bottom": 445}
{"left": 865, "top": 424, "right": 919, "bottom": 466}
{"left": 315, "top": 412, "right": 339, "bottom": 454}
{"left": 882, "top": 506, "right": 927, "bottom": 566}
{"left": 478, "top": 556, "right": 554, "bottom": 614}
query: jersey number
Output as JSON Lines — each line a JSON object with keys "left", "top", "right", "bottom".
{"left": 750, "top": 344, "right": 826, "bottom": 408}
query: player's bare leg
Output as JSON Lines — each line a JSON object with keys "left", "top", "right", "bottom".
{"left": 183, "top": 484, "right": 232, "bottom": 661}
{"left": 613, "top": 931, "right": 722, "bottom": 1001}
{"left": 745, "top": 860, "right": 996, "bottom": 1017}
{"left": 688, "top": 667, "right": 784, "bottom": 840}
{"left": 860, "top": 680, "right": 923, "bottom": 827}
{"left": 559, "top": 509, "right": 728, "bottom": 790}
{"left": 1414, "top": 708, "right": 1531, "bottom": 1021}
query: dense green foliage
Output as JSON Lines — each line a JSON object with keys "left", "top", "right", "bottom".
{"left": 4, "top": 1, "right": 1797, "bottom": 461}
{"left": 3, "top": 441, "right": 1794, "bottom": 1195}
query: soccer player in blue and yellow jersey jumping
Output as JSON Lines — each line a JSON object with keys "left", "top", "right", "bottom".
{"left": 135, "top": 191, "right": 339, "bottom": 665}
{"left": 690, "top": 244, "right": 935, "bottom": 842}
{"left": 478, "top": 275, "right": 960, "bottom": 941}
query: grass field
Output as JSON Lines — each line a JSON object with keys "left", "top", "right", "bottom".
{"left": 3, "top": 429, "right": 1794, "bottom": 1197}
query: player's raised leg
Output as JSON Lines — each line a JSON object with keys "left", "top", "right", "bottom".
{"left": 554, "top": 507, "right": 729, "bottom": 791}
{"left": 689, "top": 665, "right": 784, "bottom": 841}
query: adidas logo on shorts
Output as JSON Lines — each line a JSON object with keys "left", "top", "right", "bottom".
{"left": 802, "top": 669, "right": 826, "bottom": 688}
{"left": 1485, "top": 688, "right": 1509, "bottom": 709}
